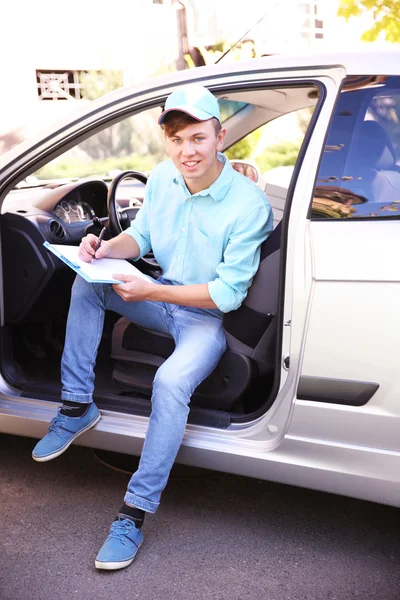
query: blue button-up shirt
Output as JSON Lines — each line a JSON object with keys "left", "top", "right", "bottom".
{"left": 125, "top": 153, "right": 273, "bottom": 313}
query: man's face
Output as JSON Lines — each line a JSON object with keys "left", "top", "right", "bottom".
{"left": 164, "top": 119, "right": 226, "bottom": 190}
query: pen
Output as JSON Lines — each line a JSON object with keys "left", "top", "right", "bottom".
{"left": 92, "top": 227, "right": 107, "bottom": 262}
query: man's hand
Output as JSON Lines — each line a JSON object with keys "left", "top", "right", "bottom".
{"left": 78, "top": 234, "right": 111, "bottom": 263}
{"left": 112, "top": 274, "right": 156, "bottom": 302}
{"left": 78, "top": 232, "right": 141, "bottom": 262}
{"left": 112, "top": 277, "right": 217, "bottom": 309}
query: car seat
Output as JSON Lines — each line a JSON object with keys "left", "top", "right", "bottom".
{"left": 344, "top": 120, "right": 400, "bottom": 210}
{"left": 111, "top": 221, "right": 282, "bottom": 411}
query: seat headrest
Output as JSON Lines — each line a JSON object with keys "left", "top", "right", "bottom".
{"left": 349, "top": 120, "right": 396, "bottom": 170}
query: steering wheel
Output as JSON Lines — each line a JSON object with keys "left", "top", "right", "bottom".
{"left": 107, "top": 170, "right": 148, "bottom": 237}
{"left": 107, "top": 170, "right": 161, "bottom": 276}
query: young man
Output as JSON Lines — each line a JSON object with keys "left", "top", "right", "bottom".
{"left": 32, "top": 84, "right": 273, "bottom": 570}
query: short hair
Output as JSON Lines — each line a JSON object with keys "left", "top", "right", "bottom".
{"left": 162, "top": 110, "right": 221, "bottom": 138}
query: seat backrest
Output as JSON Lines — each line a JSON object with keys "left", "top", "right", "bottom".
{"left": 223, "top": 220, "right": 281, "bottom": 375}
{"left": 344, "top": 120, "right": 400, "bottom": 210}
{"left": 348, "top": 120, "right": 396, "bottom": 171}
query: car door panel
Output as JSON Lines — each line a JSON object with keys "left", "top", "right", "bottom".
{"left": 293, "top": 192, "right": 400, "bottom": 453}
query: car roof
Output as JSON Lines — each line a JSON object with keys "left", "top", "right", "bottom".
{"left": 244, "top": 48, "right": 400, "bottom": 75}
{"left": 81, "top": 50, "right": 400, "bottom": 107}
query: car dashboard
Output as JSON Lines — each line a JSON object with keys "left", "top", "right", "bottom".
{"left": 1, "top": 179, "right": 109, "bottom": 323}
{"left": 3, "top": 179, "right": 109, "bottom": 243}
{"left": 53, "top": 196, "right": 95, "bottom": 224}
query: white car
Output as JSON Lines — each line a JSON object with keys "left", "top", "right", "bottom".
{"left": 0, "top": 51, "right": 399, "bottom": 508}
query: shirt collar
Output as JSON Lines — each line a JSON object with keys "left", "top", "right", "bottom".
{"left": 172, "top": 153, "right": 234, "bottom": 202}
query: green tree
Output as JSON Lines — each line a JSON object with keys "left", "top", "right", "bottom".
{"left": 35, "top": 70, "right": 167, "bottom": 179}
{"left": 80, "top": 70, "right": 124, "bottom": 101}
{"left": 225, "top": 130, "right": 262, "bottom": 161}
{"left": 256, "top": 140, "right": 301, "bottom": 173}
{"left": 77, "top": 71, "right": 166, "bottom": 166}
{"left": 79, "top": 70, "right": 134, "bottom": 160}
{"left": 338, "top": 0, "right": 400, "bottom": 43}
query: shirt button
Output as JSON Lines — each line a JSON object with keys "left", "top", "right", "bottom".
{"left": 181, "top": 228, "right": 185, "bottom": 232}
{"left": 178, "top": 256, "right": 182, "bottom": 260}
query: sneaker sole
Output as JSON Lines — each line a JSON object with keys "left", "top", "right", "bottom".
{"left": 95, "top": 540, "right": 143, "bottom": 571}
{"left": 32, "top": 412, "right": 101, "bottom": 463}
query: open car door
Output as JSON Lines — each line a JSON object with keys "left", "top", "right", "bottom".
{"left": 0, "top": 59, "right": 346, "bottom": 467}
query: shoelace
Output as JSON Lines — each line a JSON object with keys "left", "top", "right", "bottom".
{"left": 49, "top": 415, "right": 67, "bottom": 436}
{"left": 108, "top": 519, "right": 137, "bottom": 543}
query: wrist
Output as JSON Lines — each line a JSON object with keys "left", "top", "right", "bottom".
{"left": 147, "top": 281, "right": 165, "bottom": 302}
{"left": 103, "top": 238, "right": 116, "bottom": 258}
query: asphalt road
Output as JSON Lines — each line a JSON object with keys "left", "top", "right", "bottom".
{"left": 1, "top": 433, "right": 399, "bottom": 600}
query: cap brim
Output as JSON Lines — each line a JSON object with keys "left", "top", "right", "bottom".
{"left": 158, "top": 105, "right": 217, "bottom": 125}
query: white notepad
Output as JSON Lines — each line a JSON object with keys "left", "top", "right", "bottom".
{"left": 44, "top": 242, "right": 149, "bottom": 284}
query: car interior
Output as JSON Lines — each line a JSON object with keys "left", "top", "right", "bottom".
{"left": 312, "top": 76, "right": 400, "bottom": 219}
{"left": 0, "top": 84, "right": 319, "bottom": 429}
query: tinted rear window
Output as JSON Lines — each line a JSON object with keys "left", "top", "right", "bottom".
{"left": 312, "top": 75, "right": 400, "bottom": 220}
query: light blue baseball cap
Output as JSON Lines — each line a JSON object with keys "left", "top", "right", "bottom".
{"left": 158, "top": 84, "right": 220, "bottom": 124}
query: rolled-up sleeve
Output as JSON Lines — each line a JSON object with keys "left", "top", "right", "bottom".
{"left": 208, "top": 203, "right": 273, "bottom": 313}
{"left": 124, "top": 174, "right": 153, "bottom": 258}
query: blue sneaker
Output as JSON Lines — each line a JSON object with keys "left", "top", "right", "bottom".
{"left": 95, "top": 518, "right": 144, "bottom": 570}
{"left": 32, "top": 403, "right": 101, "bottom": 462}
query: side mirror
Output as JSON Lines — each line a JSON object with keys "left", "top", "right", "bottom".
{"left": 230, "top": 160, "right": 260, "bottom": 184}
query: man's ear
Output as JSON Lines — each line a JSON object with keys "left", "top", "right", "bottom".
{"left": 216, "top": 127, "right": 227, "bottom": 150}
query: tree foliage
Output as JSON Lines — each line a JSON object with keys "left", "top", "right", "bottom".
{"left": 338, "top": 0, "right": 400, "bottom": 43}
{"left": 35, "top": 153, "right": 157, "bottom": 180}
{"left": 80, "top": 70, "right": 124, "bottom": 101}
{"left": 78, "top": 70, "right": 134, "bottom": 160}
{"left": 225, "top": 130, "right": 262, "bottom": 161}
{"left": 78, "top": 71, "right": 165, "bottom": 164}
{"left": 256, "top": 141, "right": 301, "bottom": 174}
{"left": 225, "top": 135, "right": 301, "bottom": 174}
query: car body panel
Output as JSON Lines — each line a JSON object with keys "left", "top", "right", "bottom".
{"left": 1, "top": 391, "right": 397, "bottom": 507}
{"left": 0, "top": 64, "right": 345, "bottom": 447}
{"left": 0, "top": 51, "right": 400, "bottom": 508}
{"left": 298, "top": 220, "right": 400, "bottom": 453}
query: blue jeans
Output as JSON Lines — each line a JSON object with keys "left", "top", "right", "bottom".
{"left": 61, "top": 275, "right": 226, "bottom": 513}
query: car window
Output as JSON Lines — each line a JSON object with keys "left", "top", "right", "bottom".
{"left": 33, "top": 107, "right": 167, "bottom": 182}
{"left": 312, "top": 75, "right": 400, "bottom": 219}
{"left": 28, "top": 86, "right": 317, "bottom": 222}
{"left": 31, "top": 99, "right": 253, "bottom": 183}
{"left": 225, "top": 107, "right": 313, "bottom": 174}
{"left": 225, "top": 106, "right": 315, "bottom": 226}
{"left": 32, "top": 100, "right": 248, "bottom": 183}
{"left": 219, "top": 99, "right": 248, "bottom": 122}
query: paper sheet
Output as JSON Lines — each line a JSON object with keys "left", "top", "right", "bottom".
{"left": 44, "top": 242, "right": 149, "bottom": 284}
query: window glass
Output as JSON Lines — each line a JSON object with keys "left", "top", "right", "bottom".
{"left": 225, "top": 105, "right": 314, "bottom": 227}
{"left": 312, "top": 75, "right": 400, "bottom": 219}
{"left": 225, "top": 107, "right": 313, "bottom": 179}
{"left": 33, "top": 107, "right": 166, "bottom": 181}
{"left": 218, "top": 99, "right": 248, "bottom": 123}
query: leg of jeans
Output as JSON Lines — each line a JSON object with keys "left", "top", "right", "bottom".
{"left": 124, "top": 307, "right": 226, "bottom": 513}
{"left": 61, "top": 276, "right": 169, "bottom": 404}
